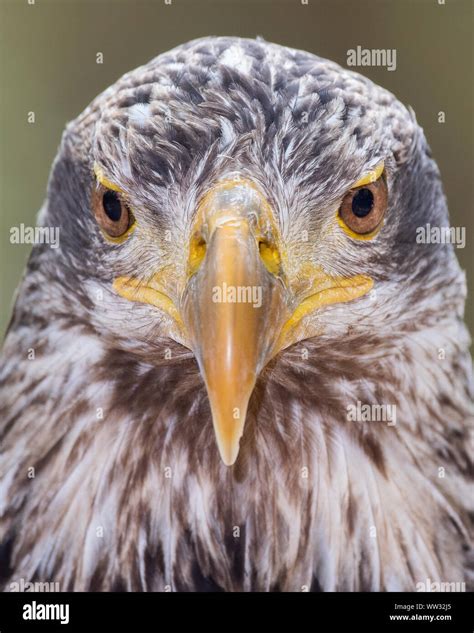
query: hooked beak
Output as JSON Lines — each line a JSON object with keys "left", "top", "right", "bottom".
{"left": 113, "top": 175, "right": 373, "bottom": 466}
{"left": 181, "top": 177, "right": 289, "bottom": 465}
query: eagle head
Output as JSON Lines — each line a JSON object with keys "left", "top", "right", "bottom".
{"left": 1, "top": 36, "right": 472, "bottom": 592}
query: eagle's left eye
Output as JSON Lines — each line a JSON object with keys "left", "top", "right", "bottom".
{"left": 92, "top": 185, "right": 135, "bottom": 240}
{"left": 338, "top": 174, "right": 388, "bottom": 236}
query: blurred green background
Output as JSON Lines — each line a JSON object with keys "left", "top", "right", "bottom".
{"left": 0, "top": 0, "right": 472, "bottom": 338}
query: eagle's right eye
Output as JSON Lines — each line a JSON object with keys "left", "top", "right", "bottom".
{"left": 92, "top": 185, "right": 135, "bottom": 240}
{"left": 338, "top": 172, "right": 388, "bottom": 237}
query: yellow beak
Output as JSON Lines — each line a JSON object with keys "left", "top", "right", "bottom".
{"left": 181, "top": 177, "right": 289, "bottom": 465}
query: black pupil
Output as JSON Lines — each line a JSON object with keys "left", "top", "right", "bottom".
{"left": 352, "top": 188, "right": 374, "bottom": 218}
{"left": 102, "top": 191, "right": 122, "bottom": 222}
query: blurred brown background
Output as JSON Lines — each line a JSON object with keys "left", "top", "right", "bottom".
{"left": 0, "top": 0, "right": 472, "bottom": 338}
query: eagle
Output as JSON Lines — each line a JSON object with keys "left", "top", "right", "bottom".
{"left": 0, "top": 36, "right": 472, "bottom": 592}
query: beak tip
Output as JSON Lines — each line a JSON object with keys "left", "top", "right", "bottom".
{"left": 214, "top": 421, "right": 245, "bottom": 467}
{"left": 217, "top": 436, "right": 241, "bottom": 467}
{"left": 222, "top": 456, "right": 238, "bottom": 467}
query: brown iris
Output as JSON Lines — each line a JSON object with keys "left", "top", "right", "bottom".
{"left": 338, "top": 174, "right": 388, "bottom": 235}
{"left": 92, "top": 185, "right": 134, "bottom": 239}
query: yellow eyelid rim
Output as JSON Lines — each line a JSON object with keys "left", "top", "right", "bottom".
{"left": 336, "top": 215, "right": 384, "bottom": 241}
{"left": 352, "top": 161, "right": 384, "bottom": 188}
{"left": 337, "top": 161, "right": 385, "bottom": 240}
{"left": 100, "top": 221, "right": 136, "bottom": 244}
{"left": 93, "top": 162, "right": 124, "bottom": 193}
{"left": 93, "top": 163, "right": 136, "bottom": 243}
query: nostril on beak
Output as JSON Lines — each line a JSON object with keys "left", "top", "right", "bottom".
{"left": 188, "top": 233, "right": 207, "bottom": 276}
{"left": 258, "top": 238, "right": 281, "bottom": 275}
